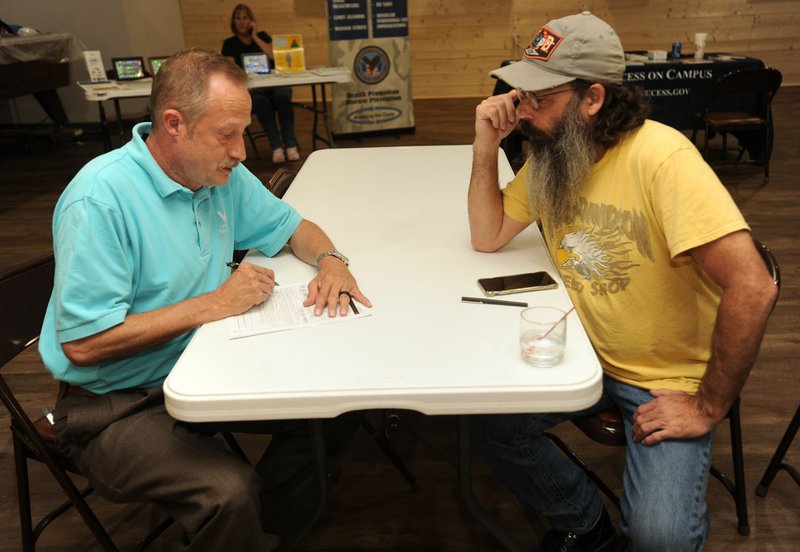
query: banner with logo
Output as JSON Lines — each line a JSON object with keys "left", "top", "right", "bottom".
{"left": 326, "top": 0, "right": 414, "bottom": 136}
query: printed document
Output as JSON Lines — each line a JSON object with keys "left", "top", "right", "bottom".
{"left": 227, "top": 282, "right": 370, "bottom": 339}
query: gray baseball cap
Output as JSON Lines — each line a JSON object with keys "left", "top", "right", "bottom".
{"left": 490, "top": 12, "right": 625, "bottom": 91}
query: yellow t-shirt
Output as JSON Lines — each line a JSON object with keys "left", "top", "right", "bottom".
{"left": 502, "top": 120, "right": 748, "bottom": 393}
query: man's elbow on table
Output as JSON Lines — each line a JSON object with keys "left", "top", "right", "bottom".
{"left": 469, "top": 216, "right": 529, "bottom": 253}
{"left": 468, "top": 220, "right": 511, "bottom": 252}
{"left": 470, "top": 235, "right": 504, "bottom": 253}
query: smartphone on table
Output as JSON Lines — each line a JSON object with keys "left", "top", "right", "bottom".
{"left": 477, "top": 271, "right": 558, "bottom": 296}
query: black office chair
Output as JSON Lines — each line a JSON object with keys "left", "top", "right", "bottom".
{"left": 545, "top": 239, "right": 780, "bottom": 537}
{"left": 691, "top": 67, "right": 782, "bottom": 184}
{"left": 756, "top": 404, "right": 800, "bottom": 496}
{"left": 0, "top": 254, "right": 173, "bottom": 550}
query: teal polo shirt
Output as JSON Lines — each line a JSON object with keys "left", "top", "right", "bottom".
{"left": 39, "top": 123, "right": 302, "bottom": 393}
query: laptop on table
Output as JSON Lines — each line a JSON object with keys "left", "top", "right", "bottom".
{"left": 111, "top": 57, "right": 147, "bottom": 81}
{"left": 148, "top": 56, "right": 170, "bottom": 76}
{"left": 241, "top": 53, "right": 270, "bottom": 76}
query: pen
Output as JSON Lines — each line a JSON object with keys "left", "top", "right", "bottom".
{"left": 340, "top": 291, "right": 360, "bottom": 315}
{"left": 461, "top": 296, "right": 528, "bottom": 308}
{"left": 227, "top": 262, "right": 281, "bottom": 287}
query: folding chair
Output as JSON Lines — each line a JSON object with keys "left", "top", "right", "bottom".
{"left": 691, "top": 67, "right": 782, "bottom": 183}
{"left": 268, "top": 167, "right": 296, "bottom": 199}
{"left": 0, "top": 254, "right": 173, "bottom": 551}
{"left": 545, "top": 239, "right": 780, "bottom": 537}
{"left": 756, "top": 404, "right": 800, "bottom": 496}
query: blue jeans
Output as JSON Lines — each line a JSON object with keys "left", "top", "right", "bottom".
{"left": 472, "top": 375, "right": 712, "bottom": 551}
{"left": 251, "top": 86, "right": 297, "bottom": 149}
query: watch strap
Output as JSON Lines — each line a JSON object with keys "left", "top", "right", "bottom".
{"left": 315, "top": 249, "right": 349, "bottom": 268}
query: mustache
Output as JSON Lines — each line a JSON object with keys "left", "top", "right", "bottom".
{"left": 219, "top": 160, "right": 240, "bottom": 170}
{"left": 519, "top": 120, "right": 555, "bottom": 145}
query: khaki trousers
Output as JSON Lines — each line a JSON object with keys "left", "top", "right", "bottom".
{"left": 54, "top": 386, "right": 360, "bottom": 550}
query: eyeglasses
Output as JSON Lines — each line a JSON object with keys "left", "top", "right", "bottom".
{"left": 515, "top": 85, "right": 584, "bottom": 109}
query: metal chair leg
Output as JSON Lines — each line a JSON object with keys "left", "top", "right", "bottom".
{"left": 728, "top": 401, "right": 750, "bottom": 536}
{"left": 545, "top": 431, "right": 622, "bottom": 512}
{"left": 275, "top": 419, "right": 328, "bottom": 552}
{"left": 13, "top": 433, "right": 35, "bottom": 552}
{"left": 134, "top": 516, "right": 175, "bottom": 552}
{"left": 222, "top": 431, "right": 251, "bottom": 464}
{"left": 756, "top": 405, "right": 800, "bottom": 496}
{"left": 361, "top": 416, "right": 419, "bottom": 490}
{"left": 459, "top": 416, "right": 525, "bottom": 552}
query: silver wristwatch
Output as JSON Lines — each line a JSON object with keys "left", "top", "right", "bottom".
{"left": 315, "top": 249, "right": 349, "bottom": 268}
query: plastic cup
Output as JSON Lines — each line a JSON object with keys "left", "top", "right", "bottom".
{"left": 519, "top": 307, "right": 567, "bottom": 368}
{"left": 694, "top": 33, "right": 708, "bottom": 60}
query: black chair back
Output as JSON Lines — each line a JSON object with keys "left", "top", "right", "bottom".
{"left": 709, "top": 67, "right": 782, "bottom": 105}
{"left": 0, "top": 254, "right": 53, "bottom": 367}
{"left": 0, "top": 255, "right": 55, "bottom": 450}
{"left": 0, "top": 254, "right": 176, "bottom": 550}
{"left": 694, "top": 67, "right": 783, "bottom": 183}
{"left": 754, "top": 239, "right": 781, "bottom": 292}
{"left": 268, "top": 168, "right": 296, "bottom": 199}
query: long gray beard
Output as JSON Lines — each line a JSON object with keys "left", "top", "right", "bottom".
{"left": 523, "top": 98, "right": 596, "bottom": 230}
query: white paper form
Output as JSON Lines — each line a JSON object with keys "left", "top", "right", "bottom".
{"left": 227, "top": 282, "right": 371, "bottom": 339}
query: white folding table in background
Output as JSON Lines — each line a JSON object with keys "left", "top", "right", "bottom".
{"left": 79, "top": 68, "right": 351, "bottom": 151}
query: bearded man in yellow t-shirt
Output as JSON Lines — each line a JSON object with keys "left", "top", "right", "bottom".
{"left": 468, "top": 12, "right": 777, "bottom": 552}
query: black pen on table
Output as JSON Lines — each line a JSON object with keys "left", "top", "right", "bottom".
{"left": 461, "top": 296, "right": 528, "bottom": 308}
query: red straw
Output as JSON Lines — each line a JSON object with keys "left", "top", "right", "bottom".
{"left": 536, "top": 306, "right": 575, "bottom": 341}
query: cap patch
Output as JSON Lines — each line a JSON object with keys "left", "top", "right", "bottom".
{"left": 524, "top": 27, "right": 563, "bottom": 61}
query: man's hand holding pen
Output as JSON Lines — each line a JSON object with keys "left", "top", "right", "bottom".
{"left": 304, "top": 256, "right": 372, "bottom": 318}
{"left": 215, "top": 262, "right": 277, "bottom": 317}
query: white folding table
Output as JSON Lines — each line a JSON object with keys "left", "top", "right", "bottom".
{"left": 79, "top": 68, "right": 351, "bottom": 151}
{"left": 164, "top": 145, "right": 603, "bottom": 550}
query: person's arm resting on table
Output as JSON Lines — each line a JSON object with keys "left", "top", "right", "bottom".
{"left": 468, "top": 90, "right": 530, "bottom": 252}
{"left": 61, "top": 262, "right": 277, "bottom": 366}
{"left": 288, "top": 219, "right": 372, "bottom": 317}
{"left": 632, "top": 230, "right": 778, "bottom": 445}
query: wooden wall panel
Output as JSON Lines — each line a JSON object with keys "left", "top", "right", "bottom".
{"left": 177, "top": 0, "right": 799, "bottom": 100}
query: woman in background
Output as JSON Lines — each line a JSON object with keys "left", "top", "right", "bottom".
{"left": 222, "top": 3, "right": 299, "bottom": 163}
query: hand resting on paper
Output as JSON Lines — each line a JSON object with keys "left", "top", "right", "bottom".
{"left": 304, "top": 258, "right": 372, "bottom": 318}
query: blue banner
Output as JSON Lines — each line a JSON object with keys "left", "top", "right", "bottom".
{"left": 327, "top": 0, "right": 369, "bottom": 41}
{"left": 371, "top": 0, "right": 408, "bottom": 38}
{"left": 328, "top": 0, "right": 414, "bottom": 135}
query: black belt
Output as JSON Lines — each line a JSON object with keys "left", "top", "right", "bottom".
{"left": 59, "top": 382, "right": 100, "bottom": 399}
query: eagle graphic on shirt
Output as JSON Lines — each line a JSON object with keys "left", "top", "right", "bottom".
{"left": 557, "top": 229, "right": 641, "bottom": 296}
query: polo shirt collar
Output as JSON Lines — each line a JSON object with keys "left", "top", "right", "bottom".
{"left": 126, "top": 122, "right": 195, "bottom": 198}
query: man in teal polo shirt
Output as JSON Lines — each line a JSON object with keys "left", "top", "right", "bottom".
{"left": 39, "top": 48, "right": 371, "bottom": 549}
